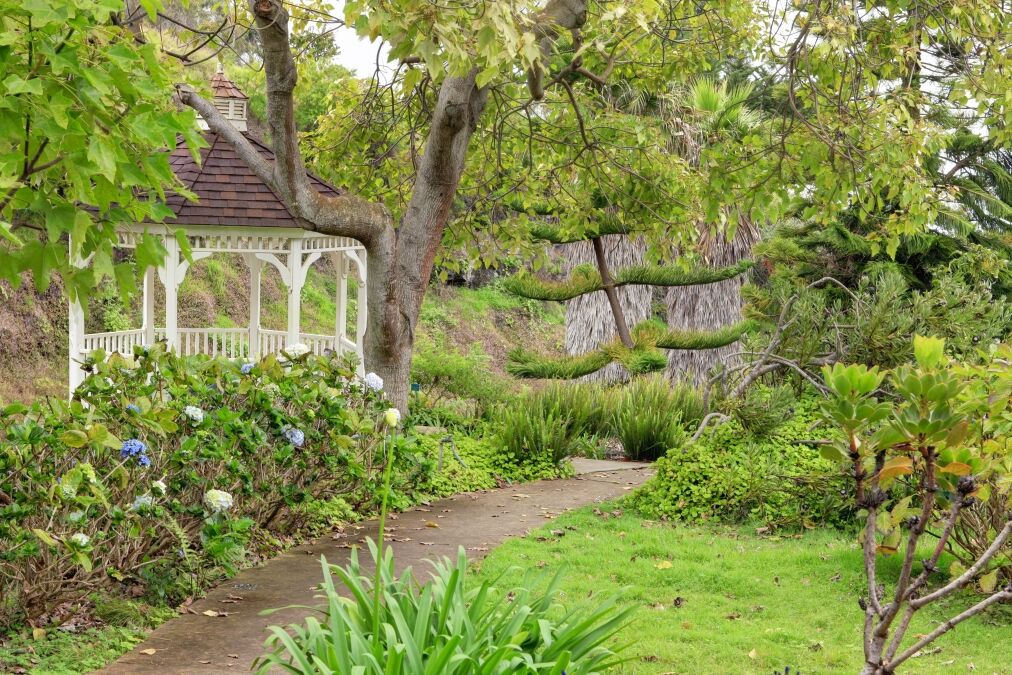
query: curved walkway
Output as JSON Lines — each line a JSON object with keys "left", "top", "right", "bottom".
{"left": 99, "top": 459, "right": 651, "bottom": 674}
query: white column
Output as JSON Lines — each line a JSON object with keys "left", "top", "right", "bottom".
{"left": 286, "top": 239, "right": 303, "bottom": 347}
{"left": 68, "top": 238, "right": 86, "bottom": 395}
{"left": 142, "top": 265, "right": 156, "bottom": 345}
{"left": 335, "top": 252, "right": 348, "bottom": 353}
{"left": 247, "top": 254, "right": 262, "bottom": 358}
{"left": 354, "top": 250, "right": 367, "bottom": 374}
{"left": 162, "top": 236, "right": 180, "bottom": 353}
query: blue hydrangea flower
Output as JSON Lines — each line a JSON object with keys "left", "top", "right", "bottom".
{"left": 282, "top": 426, "right": 305, "bottom": 448}
{"left": 240, "top": 362, "right": 255, "bottom": 375}
{"left": 126, "top": 404, "right": 141, "bottom": 414}
{"left": 121, "top": 439, "right": 150, "bottom": 467}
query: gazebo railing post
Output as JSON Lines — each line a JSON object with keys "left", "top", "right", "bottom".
{"left": 286, "top": 239, "right": 303, "bottom": 348}
{"left": 142, "top": 264, "right": 156, "bottom": 346}
{"left": 335, "top": 251, "right": 347, "bottom": 354}
{"left": 67, "top": 237, "right": 86, "bottom": 396}
{"left": 245, "top": 253, "right": 262, "bottom": 358}
{"left": 161, "top": 235, "right": 181, "bottom": 353}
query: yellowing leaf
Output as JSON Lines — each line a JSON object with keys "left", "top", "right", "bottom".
{"left": 655, "top": 560, "right": 673, "bottom": 570}
{"left": 939, "top": 462, "right": 972, "bottom": 476}
{"left": 979, "top": 570, "right": 998, "bottom": 593}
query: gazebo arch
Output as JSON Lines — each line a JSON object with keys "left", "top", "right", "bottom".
{"left": 68, "top": 67, "right": 367, "bottom": 391}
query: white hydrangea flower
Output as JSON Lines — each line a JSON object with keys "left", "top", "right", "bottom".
{"left": 151, "top": 480, "right": 167, "bottom": 496}
{"left": 384, "top": 407, "right": 401, "bottom": 428}
{"left": 183, "top": 405, "right": 205, "bottom": 424}
{"left": 285, "top": 343, "right": 310, "bottom": 358}
{"left": 203, "top": 489, "right": 233, "bottom": 513}
{"left": 131, "top": 494, "right": 153, "bottom": 510}
{"left": 70, "top": 532, "right": 90, "bottom": 547}
{"left": 364, "top": 372, "right": 384, "bottom": 392}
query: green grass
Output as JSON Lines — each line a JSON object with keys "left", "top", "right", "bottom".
{"left": 472, "top": 505, "right": 1012, "bottom": 674}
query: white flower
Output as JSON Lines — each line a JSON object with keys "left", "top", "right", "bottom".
{"left": 364, "top": 372, "right": 384, "bottom": 392}
{"left": 203, "top": 489, "right": 233, "bottom": 513}
{"left": 183, "top": 405, "right": 205, "bottom": 424}
{"left": 384, "top": 407, "right": 401, "bottom": 428}
{"left": 132, "top": 494, "right": 153, "bottom": 510}
{"left": 151, "top": 480, "right": 167, "bottom": 496}
{"left": 70, "top": 532, "right": 90, "bottom": 547}
{"left": 67, "top": 511, "right": 85, "bottom": 523}
{"left": 284, "top": 343, "right": 310, "bottom": 359}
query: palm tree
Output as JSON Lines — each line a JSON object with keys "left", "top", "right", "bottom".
{"left": 658, "top": 78, "right": 762, "bottom": 386}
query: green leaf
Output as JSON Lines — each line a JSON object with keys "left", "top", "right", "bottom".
{"left": 912, "top": 335, "right": 945, "bottom": 369}
{"left": 32, "top": 528, "right": 58, "bottom": 547}
{"left": 3, "top": 75, "right": 43, "bottom": 95}
{"left": 60, "top": 429, "right": 90, "bottom": 448}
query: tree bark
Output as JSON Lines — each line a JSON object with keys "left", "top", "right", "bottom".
{"left": 665, "top": 215, "right": 758, "bottom": 386}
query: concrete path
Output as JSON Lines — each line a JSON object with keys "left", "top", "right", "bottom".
{"left": 99, "top": 460, "right": 651, "bottom": 674}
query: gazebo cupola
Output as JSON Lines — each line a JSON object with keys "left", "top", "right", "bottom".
{"left": 68, "top": 67, "right": 367, "bottom": 391}
{"left": 203, "top": 62, "right": 248, "bottom": 131}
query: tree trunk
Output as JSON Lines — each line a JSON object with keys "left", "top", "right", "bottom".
{"left": 562, "top": 235, "right": 651, "bottom": 383}
{"left": 665, "top": 216, "right": 758, "bottom": 386}
{"left": 361, "top": 75, "right": 488, "bottom": 412}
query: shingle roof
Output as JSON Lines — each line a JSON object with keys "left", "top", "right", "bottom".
{"left": 163, "top": 132, "right": 342, "bottom": 228}
{"left": 209, "top": 70, "right": 248, "bottom": 100}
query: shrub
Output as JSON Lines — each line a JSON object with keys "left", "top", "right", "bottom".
{"left": 0, "top": 345, "right": 408, "bottom": 628}
{"left": 819, "top": 338, "right": 1012, "bottom": 673}
{"left": 727, "top": 384, "right": 795, "bottom": 437}
{"left": 628, "top": 394, "right": 852, "bottom": 529}
{"left": 495, "top": 383, "right": 606, "bottom": 465}
{"left": 411, "top": 435, "right": 562, "bottom": 496}
{"left": 410, "top": 335, "right": 510, "bottom": 426}
{"left": 609, "top": 376, "right": 703, "bottom": 461}
{"left": 254, "top": 541, "right": 631, "bottom": 674}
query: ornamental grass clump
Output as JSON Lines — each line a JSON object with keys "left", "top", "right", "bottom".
{"left": 254, "top": 541, "right": 631, "bottom": 674}
{"left": 0, "top": 344, "right": 424, "bottom": 629}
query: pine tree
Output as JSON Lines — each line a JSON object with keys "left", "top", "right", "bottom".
{"left": 502, "top": 221, "right": 756, "bottom": 380}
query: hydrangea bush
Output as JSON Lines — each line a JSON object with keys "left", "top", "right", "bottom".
{"left": 0, "top": 344, "right": 429, "bottom": 628}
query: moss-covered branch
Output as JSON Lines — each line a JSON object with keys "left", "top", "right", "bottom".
{"left": 503, "top": 260, "right": 754, "bottom": 302}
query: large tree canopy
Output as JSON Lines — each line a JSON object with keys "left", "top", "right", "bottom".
{"left": 1, "top": 0, "right": 1008, "bottom": 408}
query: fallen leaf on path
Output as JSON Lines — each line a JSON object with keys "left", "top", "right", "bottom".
{"left": 139, "top": 649, "right": 157, "bottom": 656}
{"left": 425, "top": 521, "right": 440, "bottom": 528}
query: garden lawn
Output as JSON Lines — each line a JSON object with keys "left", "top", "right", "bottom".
{"left": 473, "top": 504, "right": 1012, "bottom": 674}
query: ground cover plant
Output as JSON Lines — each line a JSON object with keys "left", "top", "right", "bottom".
{"left": 474, "top": 505, "right": 1012, "bottom": 674}
{"left": 630, "top": 392, "right": 852, "bottom": 529}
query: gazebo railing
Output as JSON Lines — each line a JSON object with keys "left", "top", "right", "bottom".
{"left": 81, "top": 328, "right": 350, "bottom": 361}
{"left": 82, "top": 329, "right": 146, "bottom": 356}
{"left": 259, "top": 329, "right": 338, "bottom": 356}
{"left": 155, "top": 328, "right": 250, "bottom": 359}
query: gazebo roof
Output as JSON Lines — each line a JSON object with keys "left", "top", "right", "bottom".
{"left": 163, "top": 132, "right": 342, "bottom": 228}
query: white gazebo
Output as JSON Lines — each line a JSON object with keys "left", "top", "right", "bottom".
{"left": 68, "top": 68, "right": 367, "bottom": 391}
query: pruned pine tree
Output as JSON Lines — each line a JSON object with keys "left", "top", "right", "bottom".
{"left": 561, "top": 235, "right": 651, "bottom": 383}
{"left": 503, "top": 220, "right": 756, "bottom": 380}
